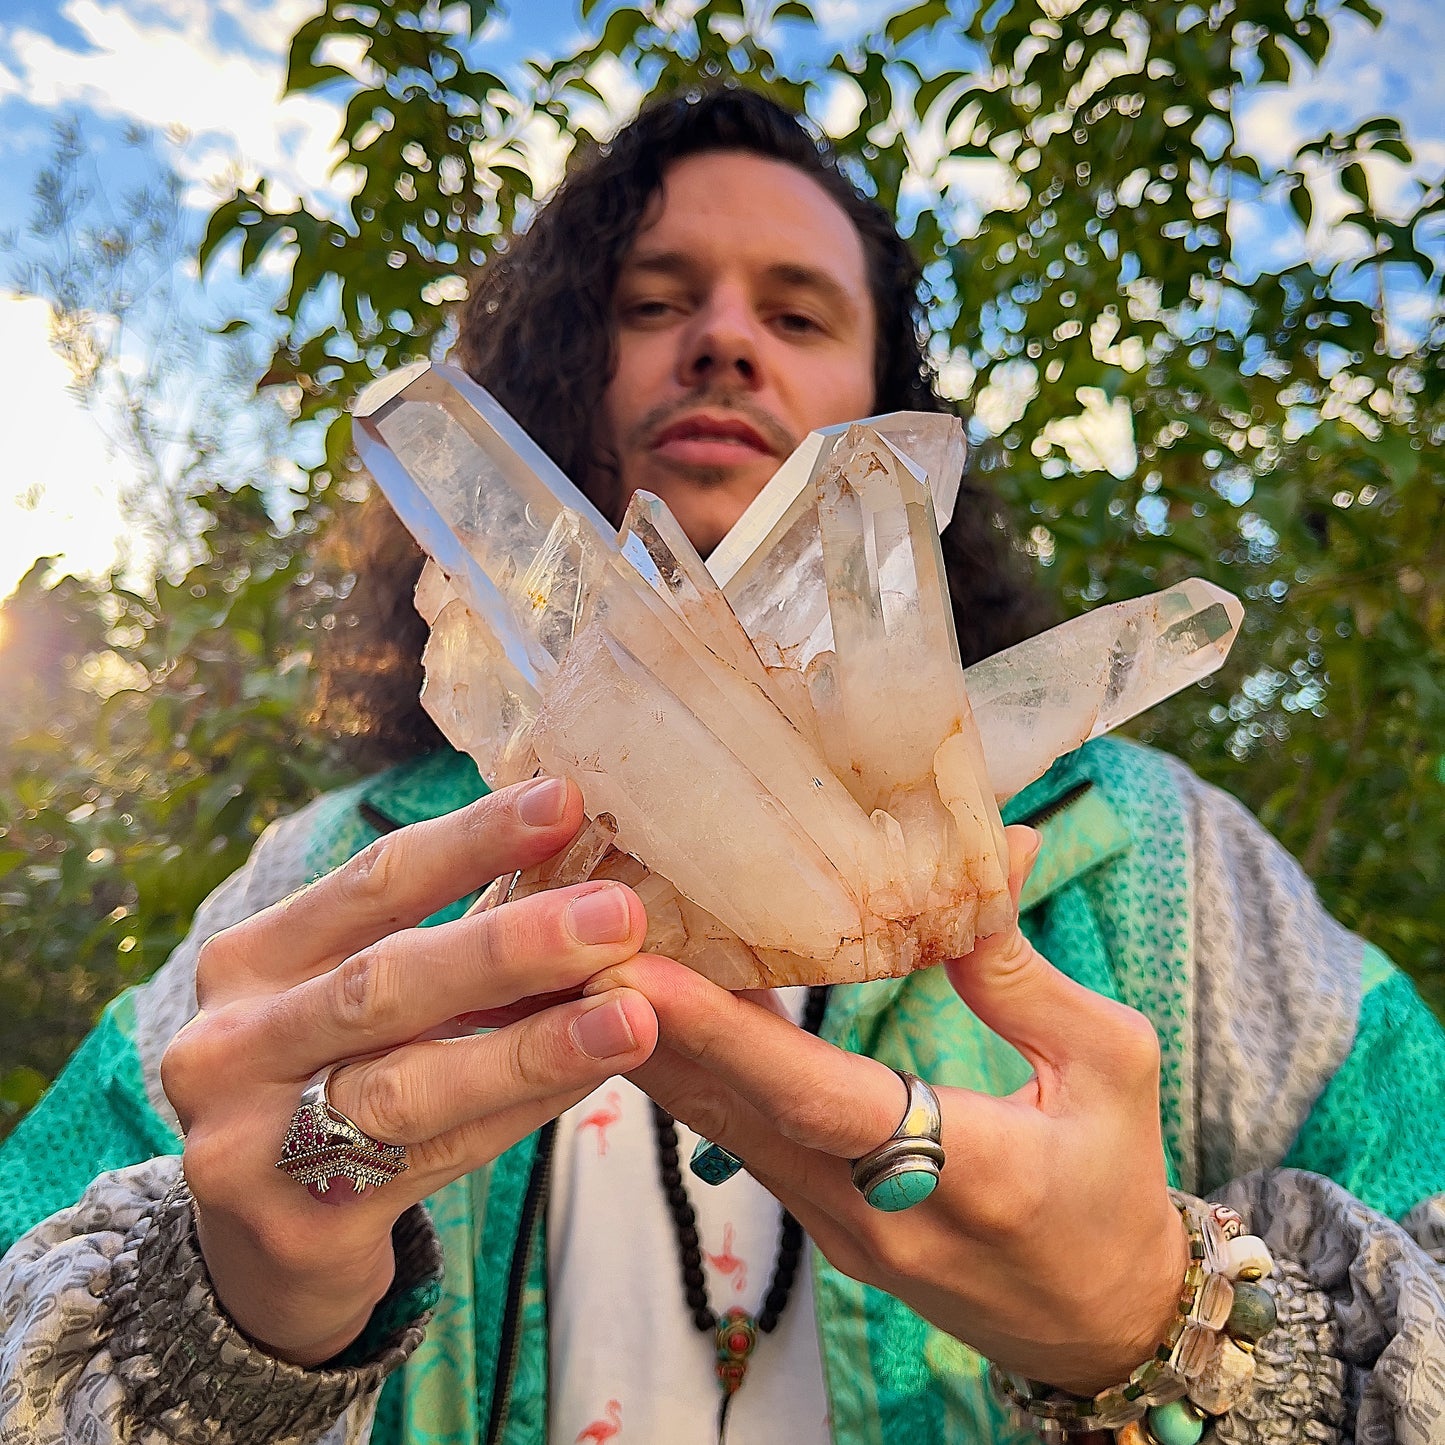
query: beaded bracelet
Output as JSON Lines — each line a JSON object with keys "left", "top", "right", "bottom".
{"left": 988, "top": 1193, "right": 1278, "bottom": 1445}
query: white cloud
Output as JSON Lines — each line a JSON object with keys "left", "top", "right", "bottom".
{"left": 213, "top": 0, "right": 324, "bottom": 56}
{"left": 973, "top": 359, "right": 1038, "bottom": 437}
{"left": 1039, "top": 387, "right": 1138, "bottom": 480}
{"left": 3, "top": 0, "right": 347, "bottom": 212}
{"left": 0, "top": 293, "right": 131, "bottom": 599}
{"left": 813, "top": 0, "right": 901, "bottom": 41}
{"left": 1234, "top": 4, "right": 1444, "bottom": 180}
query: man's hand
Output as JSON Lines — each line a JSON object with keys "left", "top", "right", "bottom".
{"left": 161, "top": 776, "right": 659, "bottom": 1366}
{"left": 585, "top": 824, "right": 1187, "bottom": 1395}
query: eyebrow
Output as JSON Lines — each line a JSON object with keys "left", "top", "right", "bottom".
{"left": 620, "top": 249, "right": 862, "bottom": 323}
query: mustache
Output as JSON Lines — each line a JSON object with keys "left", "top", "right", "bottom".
{"left": 627, "top": 386, "right": 798, "bottom": 457}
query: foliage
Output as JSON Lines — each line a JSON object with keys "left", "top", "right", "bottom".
{"left": 4, "top": 1, "right": 1441, "bottom": 1131}
{"left": 0, "top": 128, "right": 348, "bottom": 1131}
{"left": 202, "top": 0, "right": 1444, "bottom": 1014}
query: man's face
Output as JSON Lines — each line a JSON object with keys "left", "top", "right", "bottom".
{"left": 598, "top": 150, "right": 877, "bottom": 556}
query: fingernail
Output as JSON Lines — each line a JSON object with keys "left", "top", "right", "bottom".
{"left": 567, "top": 885, "right": 633, "bottom": 945}
{"left": 518, "top": 777, "right": 567, "bottom": 827}
{"left": 571, "top": 996, "right": 637, "bottom": 1059}
{"left": 1023, "top": 826, "right": 1043, "bottom": 868}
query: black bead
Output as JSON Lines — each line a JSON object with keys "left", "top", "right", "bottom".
{"left": 652, "top": 987, "right": 827, "bottom": 1354}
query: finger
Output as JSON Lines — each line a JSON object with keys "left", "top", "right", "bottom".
{"left": 631, "top": 1035, "right": 1040, "bottom": 1251}
{"left": 325, "top": 987, "right": 657, "bottom": 1168}
{"left": 201, "top": 776, "right": 586, "bottom": 995}
{"left": 945, "top": 826, "right": 1150, "bottom": 1086}
{"left": 263, "top": 881, "right": 647, "bottom": 1076}
{"left": 588, "top": 956, "right": 905, "bottom": 1158}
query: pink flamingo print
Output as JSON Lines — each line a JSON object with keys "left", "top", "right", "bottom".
{"left": 576, "top": 1090, "right": 623, "bottom": 1156}
{"left": 576, "top": 1399, "right": 622, "bottom": 1443}
{"left": 706, "top": 1221, "right": 748, "bottom": 1293}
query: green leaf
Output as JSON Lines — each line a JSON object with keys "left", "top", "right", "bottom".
{"left": 1340, "top": 161, "right": 1370, "bottom": 209}
{"left": 598, "top": 6, "right": 650, "bottom": 55}
{"left": 1341, "top": 0, "right": 1384, "bottom": 26}
{"left": 1259, "top": 36, "right": 1291, "bottom": 83}
{"left": 885, "top": 0, "right": 949, "bottom": 48}
{"left": 1288, "top": 177, "right": 1313, "bottom": 230}
{"left": 1369, "top": 430, "right": 1420, "bottom": 487}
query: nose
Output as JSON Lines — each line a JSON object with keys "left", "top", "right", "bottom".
{"left": 677, "top": 286, "right": 762, "bottom": 392}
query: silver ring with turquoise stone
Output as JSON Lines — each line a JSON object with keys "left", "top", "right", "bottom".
{"left": 849, "top": 1070, "right": 945, "bottom": 1212}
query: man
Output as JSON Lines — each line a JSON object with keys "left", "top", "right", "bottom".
{"left": 1, "top": 89, "right": 1442, "bottom": 1445}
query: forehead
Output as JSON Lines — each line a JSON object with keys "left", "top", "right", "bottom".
{"left": 624, "top": 149, "right": 870, "bottom": 297}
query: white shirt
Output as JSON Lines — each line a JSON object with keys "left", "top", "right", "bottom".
{"left": 548, "top": 994, "right": 833, "bottom": 1445}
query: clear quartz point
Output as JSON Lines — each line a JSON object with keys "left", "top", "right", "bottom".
{"left": 711, "top": 412, "right": 966, "bottom": 676}
{"left": 963, "top": 578, "right": 1245, "bottom": 802}
{"left": 353, "top": 363, "right": 1243, "bottom": 988}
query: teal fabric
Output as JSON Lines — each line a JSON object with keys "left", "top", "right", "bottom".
{"left": 3, "top": 740, "right": 1443, "bottom": 1445}
{"left": 1283, "top": 943, "right": 1445, "bottom": 1220}
{"left": 0, "top": 991, "right": 179, "bottom": 1256}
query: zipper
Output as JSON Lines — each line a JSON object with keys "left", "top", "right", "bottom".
{"left": 486, "top": 1118, "right": 558, "bottom": 1445}
{"left": 359, "top": 800, "right": 402, "bottom": 834}
{"left": 1015, "top": 778, "right": 1093, "bottom": 829}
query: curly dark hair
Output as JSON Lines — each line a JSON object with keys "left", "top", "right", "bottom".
{"left": 314, "top": 87, "right": 1051, "bottom": 765}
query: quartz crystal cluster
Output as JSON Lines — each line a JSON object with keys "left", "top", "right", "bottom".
{"left": 353, "top": 362, "right": 1242, "bottom": 989}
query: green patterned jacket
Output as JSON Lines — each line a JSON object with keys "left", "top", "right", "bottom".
{"left": 1, "top": 737, "right": 1443, "bottom": 1444}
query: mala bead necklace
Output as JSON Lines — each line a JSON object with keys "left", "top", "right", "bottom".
{"left": 651, "top": 984, "right": 830, "bottom": 1442}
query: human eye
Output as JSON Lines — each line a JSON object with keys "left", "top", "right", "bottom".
{"left": 618, "top": 292, "right": 685, "bottom": 327}
{"left": 774, "top": 309, "right": 825, "bottom": 338}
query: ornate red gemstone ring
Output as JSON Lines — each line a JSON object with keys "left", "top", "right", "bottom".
{"left": 275, "top": 1067, "right": 409, "bottom": 1195}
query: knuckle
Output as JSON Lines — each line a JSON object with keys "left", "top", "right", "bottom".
{"left": 333, "top": 944, "right": 398, "bottom": 1039}
{"left": 194, "top": 930, "right": 243, "bottom": 1003}
{"left": 673, "top": 1092, "right": 731, "bottom": 1145}
{"left": 770, "top": 1089, "right": 839, "bottom": 1149}
{"left": 1111, "top": 1005, "right": 1162, "bottom": 1079}
{"left": 181, "top": 1127, "right": 243, "bottom": 1203}
{"left": 506, "top": 1018, "right": 567, "bottom": 1097}
{"left": 340, "top": 834, "right": 406, "bottom": 910}
{"left": 469, "top": 904, "right": 528, "bottom": 989}
{"left": 161, "top": 1009, "right": 245, "bottom": 1117}
{"left": 974, "top": 1173, "right": 1046, "bottom": 1241}
{"left": 353, "top": 1063, "right": 422, "bottom": 1145}
{"left": 470, "top": 891, "right": 571, "bottom": 991}
{"left": 812, "top": 1229, "right": 873, "bottom": 1287}
{"left": 846, "top": 1210, "right": 908, "bottom": 1277}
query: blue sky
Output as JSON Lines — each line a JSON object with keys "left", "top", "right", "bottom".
{"left": 0, "top": 0, "right": 1441, "bottom": 599}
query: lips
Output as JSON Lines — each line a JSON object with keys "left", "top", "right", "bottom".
{"left": 651, "top": 412, "right": 776, "bottom": 464}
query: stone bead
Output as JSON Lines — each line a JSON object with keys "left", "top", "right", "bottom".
{"left": 1209, "top": 1203, "right": 1245, "bottom": 1240}
{"left": 1092, "top": 1388, "right": 1147, "bottom": 1428}
{"left": 863, "top": 1168, "right": 938, "bottom": 1211}
{"left": 1172, "top": 1321, "right": 1216, "bottom": 1378}
{"left": 1225, "top": 1281, "right": 1278, "bottom": 1344}
{"left": 689, "top": 1139, "right": 744, "bottom": 1186}
{"left": 1141, "top": 1368, "right": 1188, "bottom": 1407}
{"left": 1191, "top": 1271, "right": 1234, "bottom": 1329}
{"left": 1223, "top": 1234, "right": 1272, "bottom": 1281}
{"left": 1147, "top": 1398, "right": 1208, "bottom": 1445}
{"left": 1189, "top": 1337, "right": 1256, "bottom": 1414}
{"left": 1115, "top": 1422, "right": 1152, "bottom": 1445}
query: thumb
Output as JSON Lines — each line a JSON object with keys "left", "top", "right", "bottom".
{"left": 945, "top": 825, "right": 1112, "bottom": 1071}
